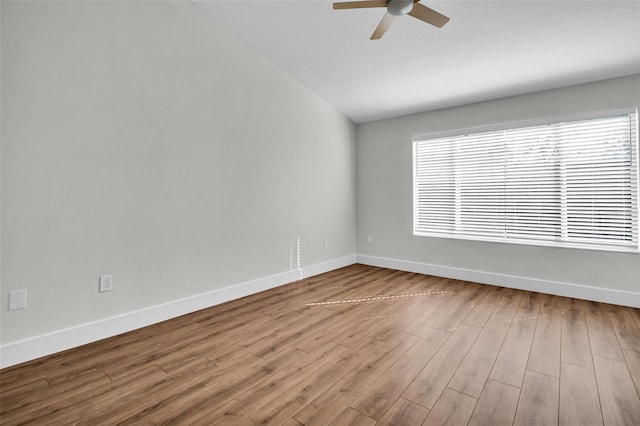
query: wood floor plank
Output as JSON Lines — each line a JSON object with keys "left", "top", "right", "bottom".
{"left": 376, "top": 397, "right": 429, "bottom": 426}
{"left": 288, "top": 378, "right": 354, "bottom": 426}
{"left": 245, "top": 338, "right": 385, "bottom": 426}
{"left": 46, "top": 366, "right": 111, "bottom": 393}
{"left": 401, "top": 303, "right": 449, "bottom": 337}
{"left": 489, "top": 292, "right": 541, "bottom": 388}
{"left": 628, "top": 307, "right": 640, "bottom": 329}
{"left": 293, "top": 333, "right": 417, "bottom": 426}
{"left": 4, "top": 363, "right": 168, "bottom": 425}
{"left": 293, "top": 304, "right": 371, "bottom": 353}
{"left": 462, "top": 285, "right": 503, "bottom": 328}
{"left": 328, "top": 407, "right": 376, "bottom": 426}
{"left": 368, "top": 301, "right": 435, "bottom": 342}
{"left": 101, "top": 322, "right": 214, "bottom": 380}
{"left": 593, "top": 355, "right": 640, "bottom": 425}
{"left": 154, "top": 317, "right": 269, "bottom": 372}
{"left": 153, "top": 342, "right": 349, "bottom": 424}
{"left": 0, "top": 372, "right": 52, "bottom": 396}
{"left": 422, "top": 388, "right": 477, "bottom": 426}
{"left": 560, "top": 362, "right": 603, "bottom": 426}
{"left": 563, "top": 297, "right": 587, "bottom": 313}
{"left": 561, "top": 307, "right": 594, "bottom": 369}
{"left": 513, "top": 369, "right": 560, "bottom": 426}
{"left": 0, "top": 379, "right": 52, "bottom": 417}
{"left": 402, "top": 325, "right": 482, "bottom": 409}
{"left": 197, "top": 343, "right": 354, "bottom": 425}
{"left": 622, "top": 349, "right": 640, "bottom": 397}
{"left": 585, "top": 302, "right": 625, "bottom": 361}
{"left": 448, "top": 320, "right": 511, "bottom": 398}
{"left": 527, "top": 293, "right": 562, "bottom": 377}
{"left": 608, "top": 306, "right": 640, "bottom": 352}
{"left": 448, "top": 291, "right": 521, "bottom": 398}
{"left": 243, "top": 309, "right": 339, "bottom": 359}
{"left": 331, "top": 302, "right": 398, "bottom": 347}
{"left": 351, "top": 328, "right": 451, "bottom": 420}
{"left": 204, "top": 345, "right": 264, "bottom": 370}
{"left": 132, "top": 347, "right": 308, "bottom": 424}
{"left": 468, "top": 379, "right": 519, "bottom": 426}
{"left": 0, "top": 322, "right": 178, "bottom": 393}
{"left": 299, "top": 268, "right": 405, "bottom": 312}
{"left": 432, "top": 285, "right": 486, "bottom": 331}
{"left": 399, "top": 279, "right": 455, "bottom": 338}
{"left": 86, "top": 359, "right": 224, "bottom": 425}
{"left": 492, "top": 288, "right": 525, "bottom": 321}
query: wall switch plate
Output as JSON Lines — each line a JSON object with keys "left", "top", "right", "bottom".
{"left": 8, "top": 289, "right": 27, "bottom": 310}
{"left": 99, "top": 275, "right": 113, "bottom": 292}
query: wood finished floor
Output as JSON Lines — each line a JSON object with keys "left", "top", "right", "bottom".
{"left": 2, "top": 264, "right": 640, "bottom": 425}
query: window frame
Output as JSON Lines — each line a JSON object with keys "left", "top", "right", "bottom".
{"left": 412, "top": 108, "right": 640, "bottom": 253}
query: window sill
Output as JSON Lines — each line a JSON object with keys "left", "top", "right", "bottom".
{"left": 413, "top": 232, "right": 640, "bottom": 254}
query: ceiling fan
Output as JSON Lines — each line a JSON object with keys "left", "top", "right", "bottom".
{"left": 333, "top": 0, "right": 449, "bottom": 40}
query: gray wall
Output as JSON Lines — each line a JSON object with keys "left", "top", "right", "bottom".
{"left": 357, "top": 75, "right": 640, "bottom": 295}
{"left": 1, "top": 0, "right": 356, "bottom": 344}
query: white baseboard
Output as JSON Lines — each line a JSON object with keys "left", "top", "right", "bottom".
{"left": 0, "top": 255, "right": 357, "bottom": 369}
{"left": 357, "top": 254, "right": 640, "bottom": 309}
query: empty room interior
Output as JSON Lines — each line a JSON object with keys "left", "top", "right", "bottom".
{"left": 1, "top": 0, "right": 640, "bottom": 425}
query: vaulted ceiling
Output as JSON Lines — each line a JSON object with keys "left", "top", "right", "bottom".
{"left": 193, "top": 1, "right": 640, "bottom": 123}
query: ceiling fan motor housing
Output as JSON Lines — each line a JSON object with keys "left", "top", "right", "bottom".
{"left": 387, "top": 0, "right": 414, "bottom": 16}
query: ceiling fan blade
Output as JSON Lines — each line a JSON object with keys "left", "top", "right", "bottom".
{"left": 408, "top": 2, "right": 449, "bottom": 28}
{"left": 371, "top": 13, "right": 395, "bottom": 40}
{"left": 333, "top": 1, "right": 387, "bottom": 10}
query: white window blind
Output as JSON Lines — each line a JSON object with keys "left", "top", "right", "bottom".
{"left": 413, "top": 112, "right": 639, "bottom": 251}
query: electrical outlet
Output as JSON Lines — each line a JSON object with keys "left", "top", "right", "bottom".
{"left": 99, "top": 275, "right": 113, "bottom": 292}
{"left": 367, "top": 235, "right": 374, "bottom": 244}
{"left": 323, "top": 239, "right": 329, "bottom": 249}
{"left": 8, "top": 289, "right": 27, "bottom": 310}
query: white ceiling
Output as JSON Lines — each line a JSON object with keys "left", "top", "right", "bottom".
{"left": 193, "top": 0, "right": 640, "bottom": 123}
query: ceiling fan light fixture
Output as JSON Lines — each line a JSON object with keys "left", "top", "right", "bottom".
{"left": 332, "top": 0, "right": 449, "bottom": 40}
{"left": 387, "top": 0, "right": 414, "bottom": 16}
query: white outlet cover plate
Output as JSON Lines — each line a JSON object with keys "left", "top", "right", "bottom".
{"left": 99, "top": 275, "right": 113, "bottom": 292}
{"left": 8, "top": 289, "right": 28, "bottom": 310}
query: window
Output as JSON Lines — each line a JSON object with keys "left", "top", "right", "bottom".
{"left": 413, "top": 111, "right": 639, "bottom": 251}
